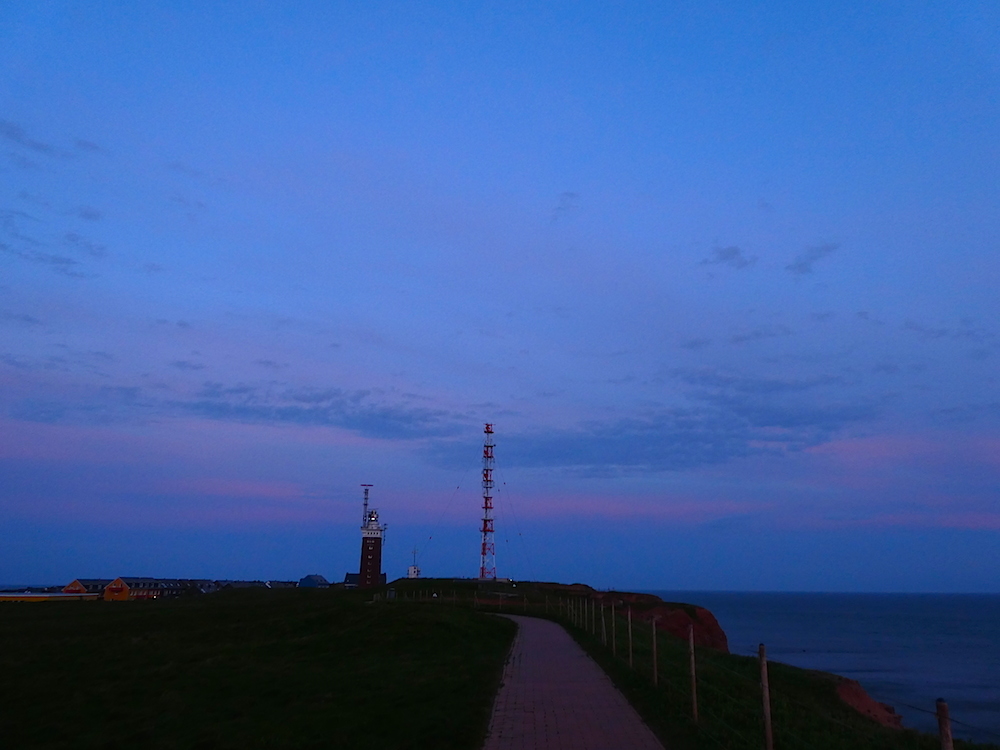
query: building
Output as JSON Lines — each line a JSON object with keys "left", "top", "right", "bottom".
{"left": 359, "top": 509, "right": 385, "bottom": 589}
{"left": 407, "top": 548, "right": 421, "bottom": 578}
{"left": 103, "top": 578, "right": 185, "bottom": 601}
{"left": 345, "top": 485, "right": 387, "bottom": 589}
{"left": 298, "top": 574, "right": 329, "bottom": 588}
{"left": 63, "top": 579, "right": 112, "bottom": 595}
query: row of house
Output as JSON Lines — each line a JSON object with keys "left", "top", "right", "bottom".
{"left": 2, "top": 575, "right": 330, "bottom": 603}
{"left": 61, "top": 577, "right": 299, "bottom": 601}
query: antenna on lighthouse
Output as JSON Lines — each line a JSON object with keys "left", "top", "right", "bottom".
{"left": 479, "top": 423, "right": 497, "bottom": 580}
{"left": 361, "top": 484, "right": 372, "bottom": 525}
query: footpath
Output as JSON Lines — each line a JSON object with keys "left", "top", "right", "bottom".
{"left": 482, "top": 615, "right": 665, "bottom": 750}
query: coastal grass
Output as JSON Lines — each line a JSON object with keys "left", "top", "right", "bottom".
{"left": 428, "top": 578, "right": 999, "bottom": 750}
{"left": 0, "top": 586, "right": 515, "bottom": 750}
{"left": 558, "top": 607, "right": 1000, "bottom": 750}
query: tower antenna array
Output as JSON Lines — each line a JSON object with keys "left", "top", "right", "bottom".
{"left": 361, "top": 484, "right": 372, "bottom": 525}
{"left": 479, "top": 423, "right": 497, "bottom": 580}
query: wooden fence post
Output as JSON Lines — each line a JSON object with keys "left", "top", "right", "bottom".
{"left": 628, "top": 606, "right": 634, "bottom": 668}
{"left": 937, "top": 699, "right": 954, "bottom": 750}
{"left": 651, "top": 616, "right": 660, "bottom": 687}
{"left": 760, "top": 644, "right": 773, "bottom": 750}
{"left": 524, "top": 594, "right": 528, "bottom": 612}
{"left": 611, "top": 603, "right": 617, "bottom": 657}
{"left": 601, "top": 603, "right": 607, "bottom": 646}
{"left": 545, "top": 595, "right": 549, "bottom": 614}
{"left": 689, "top": 623, "right": 698, "bottom": 723}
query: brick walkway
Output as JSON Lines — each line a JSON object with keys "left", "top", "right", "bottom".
{"left": 482, "top": 615, "right": 665, "bottom": 750}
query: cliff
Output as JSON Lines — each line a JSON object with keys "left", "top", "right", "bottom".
{"left": 834, "top": 677, "right": 904, "bottom": 729}
{"left": 537, "top": 584, "right": 730, "bottom": 652}
{"left": 534, "top": 582, "right": 905, "bottom": 730}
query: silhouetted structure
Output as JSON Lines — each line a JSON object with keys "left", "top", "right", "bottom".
{"left": 479, "top": 423, "right": 496, "bottom": 579}
{"left": 345, "top": 485, "right": 387, "bottom": 589}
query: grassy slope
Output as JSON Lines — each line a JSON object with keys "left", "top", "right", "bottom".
{"left": 0, "top": 588, "right": 515, "bottom": 750}
{"left": 556, "top": 606, "right": 1000, "bottom": 750}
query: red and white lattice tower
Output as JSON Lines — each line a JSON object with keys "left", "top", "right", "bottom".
{"left": 479, "top": 423, "right": 497, "bottom": 580}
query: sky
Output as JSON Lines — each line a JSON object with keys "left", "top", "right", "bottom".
{"left": 2, "top": 2, "right": 999, "bottom": 591}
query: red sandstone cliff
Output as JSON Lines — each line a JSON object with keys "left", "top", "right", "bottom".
{"left": 538, "top": 584, "right": 730, "bottom": 652}
{"left": 535, "top": 583, "right": 904, "bottom": 729}
{"left": 834, "top": 677, "right": 903, "bottom": 729}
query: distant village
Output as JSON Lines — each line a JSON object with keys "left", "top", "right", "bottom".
{"left": 3, "top": 427, "right": 501, "bottom": 605}
{"left": 1, "top": 486, "right": 411, "bottom": 603}
{"left": 0, "top": 574, "right": 355, "bottom": 602}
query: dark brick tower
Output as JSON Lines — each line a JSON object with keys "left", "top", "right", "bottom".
{"left": 358, "top": 485, "right": 385, "bottom": 588}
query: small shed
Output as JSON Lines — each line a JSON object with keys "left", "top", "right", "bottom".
{"left": 298, "top": 574, "right": 330, "bottom": 588}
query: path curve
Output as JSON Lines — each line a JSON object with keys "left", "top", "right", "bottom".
{"left": 483, "top": 615, "right": 665, "bottom": 750}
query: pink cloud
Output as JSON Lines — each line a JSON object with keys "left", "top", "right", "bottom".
{"left": 503, "top": 493, "right": 770, "bottom": 523}
{"left": 157, "top": 477, "right": 307, "bottom": 500}
{"left": 812, "top": 510, "right": 1000, "bottom": 531}
{"left": 0, "top": 415, "right": 385, "bottom": 466}
{"left": 806, "top": 434, "right": 941, "bottom": 466}
{"left": 0, "top": 486, "right": 341, "bottom": 527}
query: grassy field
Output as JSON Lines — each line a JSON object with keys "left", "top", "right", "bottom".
{"left": 6, "top": 579, "right": 993, "bottom": 750}
{"left": 0, "top": 586, "right": 515, "bottom": 750}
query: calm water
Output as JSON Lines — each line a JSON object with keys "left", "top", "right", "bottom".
{"left": 651, "top": 592, "right": 1000, "bottom": 743}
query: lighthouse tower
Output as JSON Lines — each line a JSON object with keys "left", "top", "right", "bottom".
{"left": 358, "top": 484, "right": 386, "bottom": 588}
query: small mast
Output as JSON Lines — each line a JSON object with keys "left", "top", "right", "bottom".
{"left": 361, "top": 483, "right": 372, "bottom": 526}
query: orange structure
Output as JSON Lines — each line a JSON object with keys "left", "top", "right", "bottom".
{"left": 63, "top": 579, "right": 111, "bottom": 595}
{"left": 103, "top": 578, "right": 183, "bottom": 601}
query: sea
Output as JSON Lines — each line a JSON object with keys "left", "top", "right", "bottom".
{"left": 651, "top": 591, "right": 1000, "bottom": 744}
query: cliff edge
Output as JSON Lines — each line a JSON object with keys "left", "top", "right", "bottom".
{"left": 538, "top": 584, "right": 730, "bottom": 652}
{"left": 535, "top": 582, "right": 904, "bottom": 730}
{"left": 834, "top": 677, "right": 904, "bottom": 729}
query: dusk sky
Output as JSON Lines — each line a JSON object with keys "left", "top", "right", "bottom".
{"left": 3, "top": 2, "right": 999, "bottom": 591}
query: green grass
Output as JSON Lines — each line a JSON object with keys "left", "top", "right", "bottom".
{"left": 429, "top": 579, "right": 998, "bottom": 750}
{"left": 0, "top": 587, "right": 515, "bottom": 750}
{"left": 551, "top": 603, "right": 1000, "bottom": 750}
{"left": 8, "top": 580, "right": 993, "bottom": 750}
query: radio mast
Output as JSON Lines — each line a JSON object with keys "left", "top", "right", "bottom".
{"left": 479, "top": 423, "right": 497, "bottom": 580}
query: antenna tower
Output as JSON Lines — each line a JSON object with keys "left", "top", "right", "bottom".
{"left": 361, "top": 484, "right": 372, "bottom": 525}
{"left": 479, "top": 423, "right": 497, "bottom": 580}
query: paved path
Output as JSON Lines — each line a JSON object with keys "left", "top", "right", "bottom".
{"left": 483, "top": 615, "right": 665, "bottom": 750}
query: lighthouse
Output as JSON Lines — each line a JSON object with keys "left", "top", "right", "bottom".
{"left": 357, "top": 484, "right": 386, "bottom": 588}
